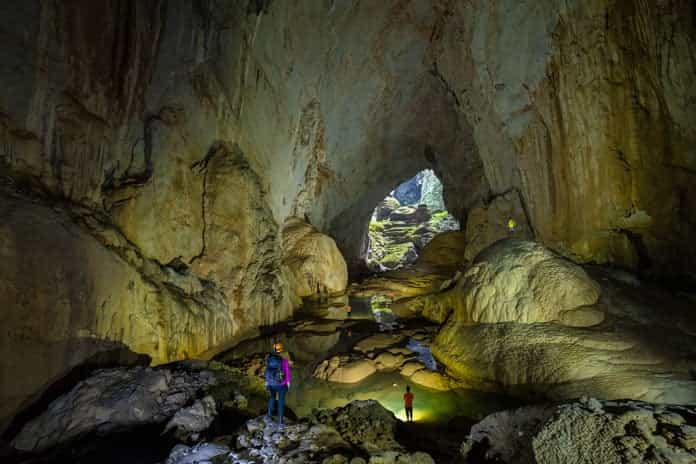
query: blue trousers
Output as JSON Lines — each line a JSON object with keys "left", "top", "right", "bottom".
{"left": 267, "top": 384, "right": 288, "bottom": 423}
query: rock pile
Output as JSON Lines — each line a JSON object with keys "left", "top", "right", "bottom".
{"left": 167, "top": 401, "right": 435, "bottom": 464}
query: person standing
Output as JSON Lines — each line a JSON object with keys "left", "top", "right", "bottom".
{"left": 403, "top": 385, "right": 414, "bottom": 422}
{"left": 265, "top": 342, "right": 291, "bottom": 427}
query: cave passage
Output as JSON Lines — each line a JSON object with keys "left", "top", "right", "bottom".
{"left": 366, "top": 170, "right": 459, "bottom": 272}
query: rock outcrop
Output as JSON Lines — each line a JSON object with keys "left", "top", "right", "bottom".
{"left": 460, "top": 398, "right": 696, "bottom": 464}
{"left": 282, "top": 217, "right": 348, "bottom": 298}
{"left": 11, "top": 362, "right": 234, "bottom": 452}
{"left": 437, "top": 240, "right": 602, "bottom": 325}
{"left": 431, "top": 242, "right": 696, "bottom": 403}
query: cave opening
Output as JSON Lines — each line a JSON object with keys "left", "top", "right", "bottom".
{"left": 365, "top": 169, "right": 459, "bottom": 272}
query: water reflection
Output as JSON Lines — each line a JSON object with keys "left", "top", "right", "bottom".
{"left": 217, "top": 294, "right": 523, "bottom": 425}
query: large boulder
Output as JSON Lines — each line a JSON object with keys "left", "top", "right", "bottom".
{"left": 10, "top": 361, "right": 262, "bottom": 452}
{"left": 431, "top": 240, "right": 696, "bottom": 403}
{"left": 12, "top": 364, "right": 217, "bottom": 452}
{"left": 460, "top": 398, "right": 696, "bottom": 464}
{"left": 436, "top": 239, "right": 602, "bottom": 325}
{"left": 282, "top": 217, "right": 348, "bottom": 298}
{"left": 415, "top": 231, "right": 468, "bottom": 269}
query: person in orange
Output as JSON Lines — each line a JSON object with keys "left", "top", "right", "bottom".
{"left": 403, "top": 385, "right": 414, "bottom": 422}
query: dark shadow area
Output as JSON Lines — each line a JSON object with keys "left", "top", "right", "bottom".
{"left": 1, "top": 346, "right": 151, "bottom": 444}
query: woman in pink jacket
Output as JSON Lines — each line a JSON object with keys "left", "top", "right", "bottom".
{"left": 265, "top": 342, "right": 291, "bottom": 427}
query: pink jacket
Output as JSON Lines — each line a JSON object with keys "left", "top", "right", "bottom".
{"left": 281, "top": 358, "right": 291, "bottom": 385}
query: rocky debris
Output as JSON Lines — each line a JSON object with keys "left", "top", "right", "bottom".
{"left": 167, "top": 401, "right": 435, "bottom": 464}
{"left": 11, "top": 362, "right": 255, "bottom": 452}
{"left": 163, "top": 395, "right": 218, "bottom": 443}
{"left": 167, "top": 442, "right": 232, "bottom": 464}
{"left": 313, "top": 356, "right": 377, "bottom": 384}
{"left": 311, "top": 400, "right": 401, "bottom": 454}
{"left": 282, "top": 217, "right": 348, "bottom": 298}
{"left": 460, "top": 398, "right": 696, "bottom": 464}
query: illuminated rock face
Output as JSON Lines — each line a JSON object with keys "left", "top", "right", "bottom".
{"left": 1, "top": 0, "right": 695, "bottom": 432}
{"left": 281, "top": 217, "right": 348, "bottom": 298}
{"left": 431, "top": 243, "right": 696, "bottom": 404}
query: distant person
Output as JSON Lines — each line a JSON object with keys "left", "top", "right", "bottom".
{"left": 265, "top": 342, "right": 291, "bottom": 427}
{"left": 507, "top": 217, "right": 517, "bottom": 234}
{"left": 403, "top": 385, "right": 414, "bottom": 422}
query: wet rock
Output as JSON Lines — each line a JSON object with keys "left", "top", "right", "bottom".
{"left": 373, "top": 352, "right": 408, "bottom": 371}
{"left": 399, "top": 361, "right": 426, "bottom": 378}
{"left": 354, "top": 334, "right": 407, "bottom": 354}
{"left": 231, "top": 416, "right": 349, "bottom": 463}
{"left": 415, "top": 231, "right": 468, "bottom": 270}
{"left": 168, "top": 401, "right": 435, "bottom": 463}
{"left": 313, "top": 356, "right": 377, "bottom": 384}
{"left": 460, "top": 399, "right": 696, "bottom": 464}
{"left": 409, "top": 370, "right": 452, "bottom": 391}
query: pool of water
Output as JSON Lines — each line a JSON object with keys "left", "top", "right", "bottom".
{"left": 218, "top": 294, "right": 524, "bottom": 425}
{"left": 287, "top": 370, "right": 521, "bottom": 423}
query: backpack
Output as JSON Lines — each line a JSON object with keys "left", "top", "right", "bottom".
{"left": 265, "top": 353, "right": 285, "bottom": 386}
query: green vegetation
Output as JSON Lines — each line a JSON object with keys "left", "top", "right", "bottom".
{"left": 369, "top": 220, "right": 388, "bottom": 233}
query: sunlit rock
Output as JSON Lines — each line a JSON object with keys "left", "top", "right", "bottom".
{"left": 374, "top": 196, "right": 401, "bottom": 221}
{"left": 282, "top": 217, "right": 349, "bottom": 298}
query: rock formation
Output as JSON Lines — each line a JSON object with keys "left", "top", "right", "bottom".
{"left": 282, "top": 217, "right": 349, "bottom": 298}
{"left": 460, "top": 397, "right": 696, "bottom": 464}
{"left": 1, "top": 0, "right": 696, "bottom": 442}
{"left": 167, "top": 401, "right": 436, "bottom": 464}
{"left": 11, "top": 361, "right": 262, "bottom": 452}
{"left": 431, "top": 240, "right": 696, "bottom": 403}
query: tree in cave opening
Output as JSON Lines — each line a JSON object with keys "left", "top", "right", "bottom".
{"left": 366, "top": 170, "right": 459, "bottom": 272}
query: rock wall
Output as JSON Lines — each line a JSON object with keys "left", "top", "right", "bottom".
{"left": 1, "top": 0, "right": 695, "bottom": 435}
{"left": 433, "top": 0, "right": 696, "bottom": 283}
